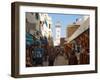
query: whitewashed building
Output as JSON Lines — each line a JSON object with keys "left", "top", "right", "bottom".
{"left": 26, "top": 12, "right": 53, "bottom": 46}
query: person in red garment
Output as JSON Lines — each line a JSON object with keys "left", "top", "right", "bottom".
{"left": 79, "top": 48, "right": 89, "bottom": 64}
{"left": 68, "top": 50, "right": 78, "bottom": 65}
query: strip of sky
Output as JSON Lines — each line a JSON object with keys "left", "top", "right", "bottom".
{"left": 48, "top": 13, "right": 83, "bottom": 40}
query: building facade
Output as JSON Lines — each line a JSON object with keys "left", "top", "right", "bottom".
{"left": 67, "top": 24, "right": 80, "bottom": 38}
{"left": 64, "top": 16, "right": 90, "bottom": 64}
{"left": 26, "top": 13, "right": 53, "bottom": 66}
{"left": 26, "top": 12, "right": 53, "bottom": 46}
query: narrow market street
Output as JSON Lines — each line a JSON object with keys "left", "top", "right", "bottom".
{"left": 26, "top": 13, "right": 90, "bottom": 67}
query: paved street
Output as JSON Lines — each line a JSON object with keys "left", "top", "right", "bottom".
{"left": 43, "top": 60, "right": 48, "bottom": 66}
{"left": 42, "top": 55, "right": 68, "bottom": 66}
{"left": 54, "top": 55, "right": 68, "bottom": 66}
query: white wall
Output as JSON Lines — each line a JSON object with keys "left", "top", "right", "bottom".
{"left": 0, "top": 0, "right": 100, "bottom": 80}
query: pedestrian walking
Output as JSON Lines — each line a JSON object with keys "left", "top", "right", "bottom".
{"left": 79, "top": 49, "right": 89, "bottom": 64}
{"left": 54, "top": 49, "right": 68, "bottom": 66}
{"left": 68, "top": 50, "right": 78, "bottom": 65}
{"left": 48, "top": 47, "right": 55, "bottom": 66}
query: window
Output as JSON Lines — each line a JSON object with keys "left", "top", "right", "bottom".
{"left": 49, "top": 24, "right": 51, "bottom": 29}
{"left": 35, "top": 13, "right": 39, "bottom": 20}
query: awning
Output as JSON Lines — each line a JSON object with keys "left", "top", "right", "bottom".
{"left": 26, "top": 32, "right": 34, "bottom": 46}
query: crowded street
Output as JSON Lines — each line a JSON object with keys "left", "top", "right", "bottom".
{"left": 26, "top": 13, "right": 90, "bottom": 67}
